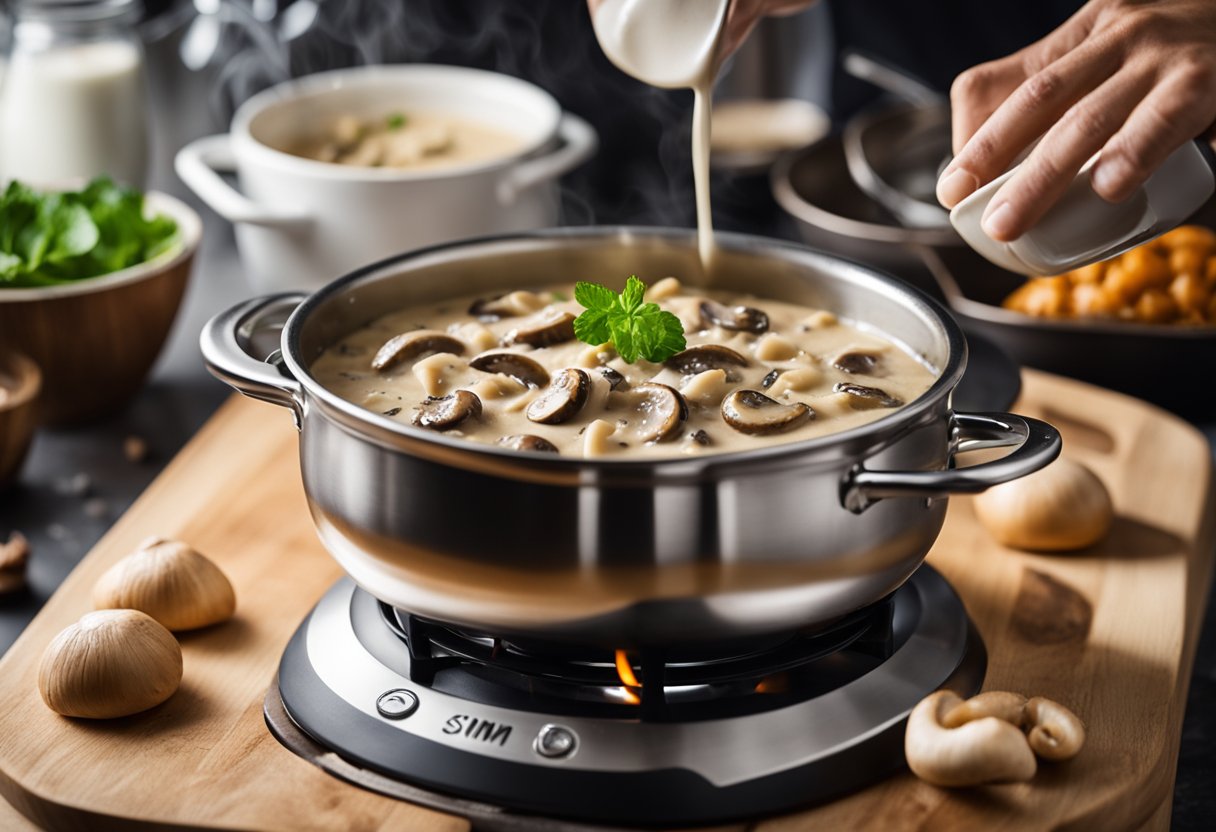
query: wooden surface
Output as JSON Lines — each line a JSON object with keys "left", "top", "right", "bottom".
{"left": 0, "top": 370, "right": 1211, "bottom": 831}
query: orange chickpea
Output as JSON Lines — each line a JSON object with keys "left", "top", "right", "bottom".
{"left": 1071, "top": 282, "right": 1119, "bottom": 317}
{"left": 1169, "top": 272, "right": 1209, "bottom": 316}
{"left": 1158, "top": 225, "right": 1216, "bottom": 253}
{"left": 1133, "top": 289, "right": 1179, "bottom": 323}
{"left": 1117, "top": 246, "right": 1172, "bottom": 295}
{"left": 1169, "top": 246, "right": 1206, "bottom": 280}
{"left": 1004, "top": 277, "right": 1070, "bottom": 317}
{"left": 1069, "top": 261, "right": 1106, "bottom": 284}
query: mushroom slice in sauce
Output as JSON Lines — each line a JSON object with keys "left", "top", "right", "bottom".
{"left": 833, "top": 382, "right": 904, "bottom": 408}
{"left": 721, "top": 390, "right": 813, "bottom": 436}
{"left": 504, "top": 310, "right": 577, "bottom": 348}
{"left": 412, "top": 390, "right": 482, "bottom": 430}
{"left": 468, "top": 290, "right": 545, "bottom": 320}
{"left": 664, "top": 345, "right": 750, "bottom": 379}
{"left": 497, "top": 434, "right": 560, "bottom": 454}
{"left": 630, "top": 382, "right": 689, "bottom": 443}
{"left": 526, "top": 368, "right": 590, "bottom": 425}
{"left": 761, "top": 369, "right": 783, "bottom": 389}
{"left": 469, "top": 351, "right": 550, "bottom": 388}
{"left": 832, "top": 350, "right": 883, "bottom": 375}
{"left": 699, "top": 300, "right": 769, "bottom": 334}
{"left": 372, "top": 330, "right": 466, "bottom": 371}
{"left": 598, "top": 366, "right": 627, "bottom": 391}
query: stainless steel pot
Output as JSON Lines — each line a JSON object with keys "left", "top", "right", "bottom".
{"left": 202, "top": 228, "right": 1060, "bottom": 647}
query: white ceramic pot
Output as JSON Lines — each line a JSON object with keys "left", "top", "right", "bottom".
{"left": 175, "top": 65, "right": 598, "bottom": 293}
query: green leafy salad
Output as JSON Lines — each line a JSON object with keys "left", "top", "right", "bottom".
{"left": 0, "top": 177, "right": 179, "bottom": 288}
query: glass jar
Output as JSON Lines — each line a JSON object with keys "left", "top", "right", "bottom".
{"left": 0, "top": 0, "right": 149, "bottom": 189}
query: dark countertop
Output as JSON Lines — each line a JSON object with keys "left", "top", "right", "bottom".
{"left": 2, "top": 169, "right": 1214, "bottom": 830}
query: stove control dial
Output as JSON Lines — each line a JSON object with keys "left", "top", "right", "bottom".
{"left": 533, "top": 724, "right": 578, "bottom": 759}
{"left": 376, "top": 689, "right": 419, "bottom": 720}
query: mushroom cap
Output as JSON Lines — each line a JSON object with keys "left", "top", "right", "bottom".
{"left": 505, "top": 310, "right": 577, "bottom": 348}
{"left": 833, "top": 382, "right": 904, "bottom": 409}
{"left": 664, "top": 345, "right": 750, "bottom": 378}
{"left": 469, "top": 351, "right": 551, "bottom": 388}
{"left": 721, "top": 389, "right": 813, "bottom": 436}
{"left": 497, "top": 434, "right": 560, "bottom": 454}
{"left": 372, "top": 330, "right": 466, "bottom": 371}
{"left": 526, "top": 368, "right": 591, "bottom": 425}
{"left": 631, "top": 382, "right": 689, "bottom": 443}
{"left": 832, "top": 350, "right": 883, "bottom": 375}
{"left": 699, "top": 300, "right": 770, "bottom": 334}
{"left": 412, "top": 390, "right": 483, "bottom": 430}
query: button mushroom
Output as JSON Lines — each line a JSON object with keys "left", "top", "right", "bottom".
{"left": 664, "top": 345, "right": 750, "bottom": 380}
{"left": 699, "top": 300, "right": 769, "bottom": 334}
{"left": 598, "top": 366, "right": 627, "bottom": 391}
{"left": 469, "top": 351, "right": 551, "bottom": 388}
{"left": 721, "top": 390, "right": 813, "bottom": 435}
{"left": 497, "top": 435, "right": 560, "bottom": 454}
{"left": 468, "top": 290, "right": 546, "bottom": 320}
{"left": 412, "top": 390, "right": 482, "bottom": 430}
{"left": 504, "top": 310, "right": 577, "bottom": 348}
{"left": 833, "top": 382, "right": 904, "bottom": 408}
{"left": 526, "top": 368, "right": 590, "bottom": 424}
{"left": 832, "top": 349, "right": 883, "bottom": 375}
{"left": 372, "top": 330, "right": 466, "bottom": 371}
{"left": 630, "top": 382, "right": 689, "bottom": 443}
{"left": 905, "top": 690, "right": 1038, "bottom": 787}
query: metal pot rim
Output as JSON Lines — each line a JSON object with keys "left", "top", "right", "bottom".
{"left": 279, "top": 226, "right": 968, "bottom": 473}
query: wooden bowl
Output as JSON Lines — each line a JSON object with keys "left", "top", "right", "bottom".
{"left": 0, "top": 352, "right": 41, "bottom": 489}
{"left": 0, "top": 193, "right": 202, "bottom": 427}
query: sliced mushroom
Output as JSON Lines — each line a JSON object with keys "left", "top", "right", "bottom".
{"left": 468, "top": 290, "right": 546, "bottom": 320}
{"left": 497, "top": 435, "right": 560, "bottom": 454}
{"left": 761, "top": 369, "right": 782, "bottom": 389}
{"left": 699, "top": 300, "right": 769, "bottom": 334}
{"left": 721, "top": 390, "right": 813, "bottom": 436}
{"left": 833, "top": 382, "right": 904, "bottom": 408}
{"left": 526, "top": 368, "right": 590, "bottom": 425}
{"left": 372, "top": 330, "right": 466, "bottom": 371}
{"left": 412, "top": 390, "right": 482, "bottom": 431}
{"left": 664, "top": 345, "right": 750, "bottom": 379}
{"left": 832, "top": 349, "right": 883, "bottom": 375}
{"left": 689, "top": 429, "right": 711, "bottom": 446}
{"left": 598, "top": 366, "right": 627, "bottom": 391}
{"left": 469, "top": 351, "right": 550, "bottom": 388}
{"left": 630, "top": 382, "right": 689, "bottom": 443}
{"left": 504, "top": 310, "right": 577, "bottom": 348}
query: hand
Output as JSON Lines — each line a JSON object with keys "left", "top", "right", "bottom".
{"left": 937, "top": 0, "right": 1216, "bottom": 242}
{"left": 586, "top": 0, "right": 815, "bottom": 63}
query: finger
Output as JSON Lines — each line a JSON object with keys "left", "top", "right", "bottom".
{"left": 1091, "top": 64, "right": 1216, "bottom": 203}
{"left": 938, "top": 40, "right": 1121, "bottom": 209}
{"left": 979, "top": 69, "right": 1154, "bottom": 241}
{"left": 949, "top": 55, "right": 1030, "bottom": 156}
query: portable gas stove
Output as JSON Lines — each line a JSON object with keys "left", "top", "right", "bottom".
{"left": 268, "top": 565, "right": 984, "bottom": 827}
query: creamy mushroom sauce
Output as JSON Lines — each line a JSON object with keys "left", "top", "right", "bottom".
{"left": 311, "top": 278, "right": 938, "bottom": 459}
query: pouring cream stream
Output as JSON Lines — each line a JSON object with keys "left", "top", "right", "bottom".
{"left": 592, "top": 0, "right": 730, "bottom": 272}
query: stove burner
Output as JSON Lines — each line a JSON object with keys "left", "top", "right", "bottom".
{"left": 386, "top": 600, "right": 896, "bottom": 722}
{"left": 270, "top": 565, "right": 985, "bottom": 827}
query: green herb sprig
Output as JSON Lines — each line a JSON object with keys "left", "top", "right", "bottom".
{"left": 573, "top": 276, "right": 686, "bottom": 363}
{"left": 0, "top": 177, "right": 179, "bottom": 288}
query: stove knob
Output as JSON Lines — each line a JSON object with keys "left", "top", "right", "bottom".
{"left": 533, "top": 724, "right": 578, "bottom": 759}
{"left": 376, "top": 689, "right": 419, "bottom": 720}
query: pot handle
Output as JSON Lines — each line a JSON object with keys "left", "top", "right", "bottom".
{"left": 497, "top": 113, "right": 598, "bottom": 203}
{"left": 841, "top": 412, "right": 1061, "bottom": 513}
{"left": 175, "top": 135, "right": 311, "bottom": 227}
{"left": 201, "top": 293, "right": 308, "bottom": 415}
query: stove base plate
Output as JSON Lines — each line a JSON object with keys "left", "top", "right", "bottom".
{"left": 269, "top": 566, "right": 985, "bottom": 828}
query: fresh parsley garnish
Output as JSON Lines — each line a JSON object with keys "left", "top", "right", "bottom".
{"left": 0, "top": 177, "right": 178, "bottom": 288}
{"left": 573, "top": 276, "right": 686, "bottom": 364}
{"left": 386, "top": 112, "right": 408, "bottom": 130}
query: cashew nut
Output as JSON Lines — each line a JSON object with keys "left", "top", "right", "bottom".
{"left": 1024, "top": 696, "right": 1086, "bottom": 760}
{"left": 942, "top": 691, "right": 1028, "bottom": 729}
{"left": 904, "top": 690, "right": 1038, "bottom": 787}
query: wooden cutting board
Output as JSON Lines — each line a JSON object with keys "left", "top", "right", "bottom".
{"left": 0, "top": 369, "right": 1211, "bottom": 832}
